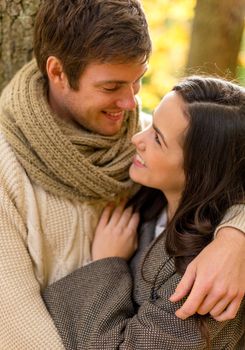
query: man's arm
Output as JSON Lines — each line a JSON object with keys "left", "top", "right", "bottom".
{"left": 0, "top": 187, "right": 65, "bottom": 349}
{"left": 170, "top": 205, "right": 245, "bottom": 321}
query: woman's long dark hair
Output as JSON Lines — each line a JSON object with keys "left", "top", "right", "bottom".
{"left": 168, "top": 77, "right": 245, "bottom": 272}
{"left": 129, "top": 76, "right": 245, "bottom": 347}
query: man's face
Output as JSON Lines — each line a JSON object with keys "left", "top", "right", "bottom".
{"left": 50, "top": 60, "right": 148, "bottom": 136}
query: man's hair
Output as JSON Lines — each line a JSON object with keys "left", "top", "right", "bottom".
{"left": 33, "top": 0, "right": 152, "bottom": 89}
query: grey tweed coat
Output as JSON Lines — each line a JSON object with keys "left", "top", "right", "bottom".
{"left": 43, "top": 220, "right": 245, "bottom": 349}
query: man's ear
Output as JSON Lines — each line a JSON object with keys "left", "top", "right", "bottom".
{"left": 46, "top": 56, "right": 68, "bottom": 89}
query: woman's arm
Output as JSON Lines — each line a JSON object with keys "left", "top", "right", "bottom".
{"left": 43, "top": 255, "right": 244, "bottom": 350}
{"left": 42, "top": 203, "right": 244, "bottom": 349}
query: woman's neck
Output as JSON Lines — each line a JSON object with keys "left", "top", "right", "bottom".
{"left": 165, "top": 193, "right": 181, "bottom": 221}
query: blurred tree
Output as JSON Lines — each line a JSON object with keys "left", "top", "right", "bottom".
{"left": 187, "top": 0, "right": 245, "bottom": 78}
{"left": 0, "top": 0, "right": 41, "bottom": 92}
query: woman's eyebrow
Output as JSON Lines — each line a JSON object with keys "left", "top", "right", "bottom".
{"left": 152, "top": 123, "right": 168, "bottom": 147}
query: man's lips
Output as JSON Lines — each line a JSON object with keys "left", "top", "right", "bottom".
{"left": 103, "top": 111, "right": 124, "bottom": 121}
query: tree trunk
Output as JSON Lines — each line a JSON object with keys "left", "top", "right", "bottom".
{"left": 186, "top": 0, "right": 245, "bottom": 78}
{"left": 0, "top": 0, "right": 40, "bottom": 93}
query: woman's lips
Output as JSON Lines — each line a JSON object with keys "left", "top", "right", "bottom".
{"left": 132, "top": 154, "right": 145, "bottom": 168}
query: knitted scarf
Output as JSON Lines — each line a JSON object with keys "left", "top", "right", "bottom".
{"left": 0, "top": 59, "right": 140, "bottom": 202}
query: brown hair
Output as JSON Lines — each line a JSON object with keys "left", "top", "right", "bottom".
{"left": 169, "top": 76, "right": 245, "bottom": 274}
{"left": 34, "top": 0, "right": 152, "bottom": 89}
{"left": 132, "top": 77, "right": 245, "bottom": 270}
{"left": 130, "top": 76, "right": 245, "bottom": 347}
{"left": 168, "top": 77, "right": 245, "bottom": 347}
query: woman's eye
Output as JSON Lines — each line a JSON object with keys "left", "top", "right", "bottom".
{"left": 154, "top": 132, "right": 161, "bottom": 145}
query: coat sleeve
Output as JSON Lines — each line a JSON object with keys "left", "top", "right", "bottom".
{"left": 214, "top": 204, "right": 245, "bottom": 237}
{"left": 0, "top": 186, "right": 65, "bottom": 349}
{"left": 43, "top": 257, "right": 244, "bottom": 350}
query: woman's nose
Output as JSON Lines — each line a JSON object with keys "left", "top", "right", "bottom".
{"left": 131, "top": 132, "right": 145, "bottom": 151}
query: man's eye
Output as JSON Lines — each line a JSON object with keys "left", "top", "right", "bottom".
{"left": 103, "top": 86, "right": 118, "bottom": 91}
{"left": 133, "top": 80, "right": 141, "bottom": 92}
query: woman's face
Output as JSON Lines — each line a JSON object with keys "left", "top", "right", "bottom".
{"left": 129, "top": 91, "right": 188, "bottom": 203}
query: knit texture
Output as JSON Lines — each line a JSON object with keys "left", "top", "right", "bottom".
{"left": 0, "top": 62, "right": 150, "bottom": 350}
{"left": 0, "top": 106, "right": 152, "bottom": 349}
{"left": 0, "top": 59, "right": 140, "bottom": 202}
{"left": 0, "top": 134, "right": 65, "bottom": 349}
{"left": 43, "top": 224, "right": 245, "bottom": 349}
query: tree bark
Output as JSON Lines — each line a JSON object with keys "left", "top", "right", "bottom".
{"left": 186, "top": 0, "right": 245, "bottom": 78}
{"left": 0, "top": 0, "right": 40, "bottom": 92}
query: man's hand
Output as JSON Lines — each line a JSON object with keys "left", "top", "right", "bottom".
{"left": 92, "top": 202, "right": 139, "bottom": 261}
{"left": 169, "top": 227, "right": 245, "bottom": 321}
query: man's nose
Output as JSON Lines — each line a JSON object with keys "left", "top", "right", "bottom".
{"left": 116, "top": 87, "right": 137, "bottom": 110}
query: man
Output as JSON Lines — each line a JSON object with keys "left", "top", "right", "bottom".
{"left": 0, "top": 0, "right": 244, "bottom": 348}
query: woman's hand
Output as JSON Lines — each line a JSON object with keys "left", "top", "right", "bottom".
{"left": 92, "top": 202, "right": 140, "bottom": 261}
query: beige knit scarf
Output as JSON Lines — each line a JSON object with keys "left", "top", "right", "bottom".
{"left": 0, "top": 59, "right": 140, "bottom": 202}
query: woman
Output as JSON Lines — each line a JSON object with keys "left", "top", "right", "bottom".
{"left": 43, "top": 76, "right": 245, "bottom": 349}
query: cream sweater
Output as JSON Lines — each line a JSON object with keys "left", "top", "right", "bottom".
{"left": 0, "top": 131, "right": 103, "bottom": 348}
{"left": 0, "top": 119, "right": 244, "bottom": 348}
{"left": 0, "top": 112, "right": 152, "bottom": 349}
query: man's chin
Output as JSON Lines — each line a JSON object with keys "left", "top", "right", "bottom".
{"left": 98, "top": 121, "right": 125, "bottom": 136}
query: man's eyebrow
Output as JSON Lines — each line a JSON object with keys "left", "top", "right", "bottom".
{"left": 95, "top": 70, "right": 147, "bottom": 86}
{"left": 95, "top": 80, "right": 126, "bottom": 86}
{"left": 152, "top": 123, "right": 168, "bottom": 147}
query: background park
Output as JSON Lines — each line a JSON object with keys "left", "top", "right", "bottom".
{"left": 0, "top": 0, "right": 244, "bottom": 113}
